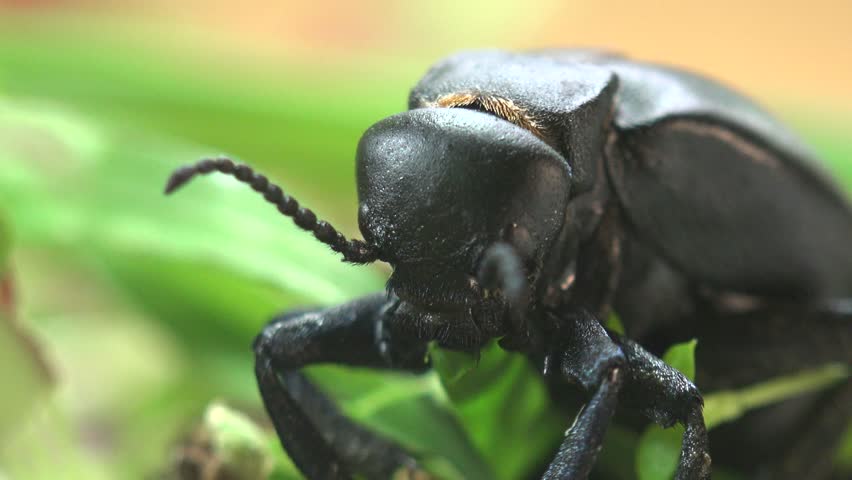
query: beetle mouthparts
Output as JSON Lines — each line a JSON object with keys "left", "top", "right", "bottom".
{"left": 477, "top": 242, "right": 530, "bottom": 336}
{"left": 477, "top": 242, "right": 529, "bottom": 309}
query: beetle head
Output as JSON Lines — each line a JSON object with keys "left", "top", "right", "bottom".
{"left": 164, "top": 108, "right": 572, "bottom": 345}
{"left": 357, "top": 108, "right": 572, "bottom": 314}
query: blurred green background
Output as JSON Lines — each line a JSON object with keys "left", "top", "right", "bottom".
{"left": 0, "top": 1, "right": 850, "bottom": 479}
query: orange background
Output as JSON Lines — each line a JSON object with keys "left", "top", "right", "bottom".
{"left": 2, "top": 0, "right": 850, "bottom": 110}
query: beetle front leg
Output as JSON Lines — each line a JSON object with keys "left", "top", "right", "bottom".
{"left": 542, "top": 310, "right": 711, "bottom": 480}
{"left": 616, "top": 337, "right": 711, "bottom": 480}
{"left": 253, "top": 293, "right": 431, "bottom": 480}
{"left": 542, "top": 310, "right": 626, "bottom": 479}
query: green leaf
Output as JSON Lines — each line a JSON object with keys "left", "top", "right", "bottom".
{"left": 606, "top": 311, "right": 626, "bottom": 335}
{"left": 636, "top": 425, "right": 683, "bottom": 480}
{"left": 661, "top": 339, "right": 697, "bottom": 382}
{"left": 703, "top": 363, "right": 850, "bottom": 429}
{"left": 0, "top": 209, "right": 10, "bottom": 270}
{"left": 0, "top": 99, "right": 381, "bottom": 321}
{"left": 635, "top": 341, "right": 850, "bottom": 480}
{"left": 430, "top": 343, "right": 480, "bottom": 385}
{"left": 0, "top": 100, "right": 492, "bottom": 479}
{"left": 309, "top": 367, "right": 489, "bottom": 480}
{"left": 836, "top": 422, "right": 852, "bottom": 472}
{"left": 432, "top": 341, "right": 566, "bottom": 480}
{"left": 597, "top": 426, "right": 640, "bottom": 480}
{"left": 0, "top": 23, "right": 419, "bottom": 212}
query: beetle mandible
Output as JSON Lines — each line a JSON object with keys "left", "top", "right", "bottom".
{"left": 164, "top": 50, "right": 852, "bottom": 480}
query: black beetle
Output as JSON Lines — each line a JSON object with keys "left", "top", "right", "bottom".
{"left": 164, "top": 49, "right": 852, "bottom": 480}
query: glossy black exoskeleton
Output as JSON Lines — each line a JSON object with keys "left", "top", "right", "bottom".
{"left": 165, "top": 50, "right": 852, "bottom": 480}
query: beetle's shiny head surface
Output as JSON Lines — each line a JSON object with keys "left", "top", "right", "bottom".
{"left": 356, "top": 108, "right": 571, "bottom": 314}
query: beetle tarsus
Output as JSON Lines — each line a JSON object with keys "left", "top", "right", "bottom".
{"left": 615, "top": 337, "right": 711, "bottom": 480}
{"left": 675, "top": 409, "right": 711, "bottom": 480}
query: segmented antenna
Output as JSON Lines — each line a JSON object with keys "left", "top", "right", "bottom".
{"left": 164, "top": 157, "right": 381, "bottom": 264}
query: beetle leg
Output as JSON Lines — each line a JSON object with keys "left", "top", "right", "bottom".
{"left": 615, "top": 337, "right": 711, "bottom": 480}
{"left": 542, "top": 310, "right": 626, "bottom": 479}
{"left": 543, "top": 369, "right": 623, "bottom": 480}
{"left": 253, "top": 293, "right": 431, "bottom": 480}
{"left": 542, "top": 310, "right": 711, "bottom": 480}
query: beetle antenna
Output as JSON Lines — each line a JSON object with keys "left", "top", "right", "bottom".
{"left": 164, "top": 157, "right": 381, "bottom": 264}
{"left": 477, "top": 242, "right": 529, "bottom": 332}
